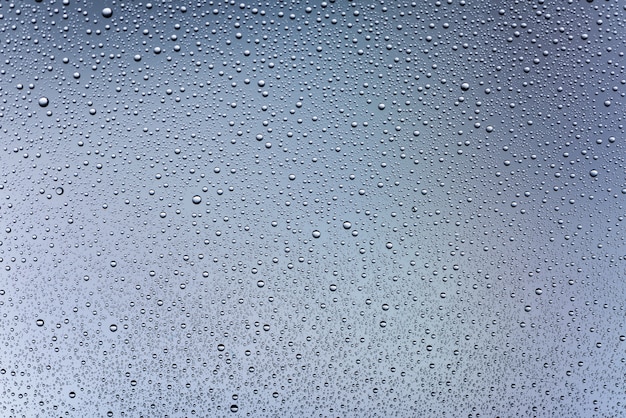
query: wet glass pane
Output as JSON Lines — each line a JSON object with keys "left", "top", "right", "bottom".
{"left": 1, "top": 0, "right": 625, "bottom": 416}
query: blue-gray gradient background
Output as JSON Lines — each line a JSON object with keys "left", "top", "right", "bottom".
{"left": 0, "top": 0, "right": 624, "bottom": 417}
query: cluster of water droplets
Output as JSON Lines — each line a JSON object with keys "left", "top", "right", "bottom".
{"left": 0, "top": 0, "right": 624, "bottom": 416}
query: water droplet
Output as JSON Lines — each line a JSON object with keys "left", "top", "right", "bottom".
{"left": 257, "top": 280, "right": 265, "bottom": 288}
{"left": 342, "top": 221, "right": 352, "bottom": 230}
{"left": 38, "top": 97, "right": 49, "bottom": 107}
{"left": 378, "top": 103, "right": 386, "bottom": 110}
{"left": 589, "top": 169, "right": 598, "bottom": 177}
{"left": 329, "top": 284, "right": 337, "bottom": 291}
{"left": 461, "top": 82, "right": 470, "bottom": 91}
{"left": 192, "top": 195, "right": 202, "bottom": 204}
{"left": 55, "top": 187, "right": 64, "bottom": 195}
{"left": 535, "top": 288, "right": 543, "bottom": 295}
{"left": 109, "top": 324, "right": 118, "bottom": 332}
{"left": 36, "top": 319, "right": 44, "bottom": 327}
{"left": 102, "top": 7, "right": 113, "bottom": 18}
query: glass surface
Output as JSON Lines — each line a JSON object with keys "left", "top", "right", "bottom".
{"left": 1, "top": 0, "right": 625, "bottom": 417}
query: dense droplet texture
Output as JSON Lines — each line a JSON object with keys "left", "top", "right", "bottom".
{"left": 2, "top": 1, "right": 624, "bottom": 417}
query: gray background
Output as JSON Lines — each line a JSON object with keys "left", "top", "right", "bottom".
{"left": 0, "top": 0, "right": 625, "bottom": 416}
